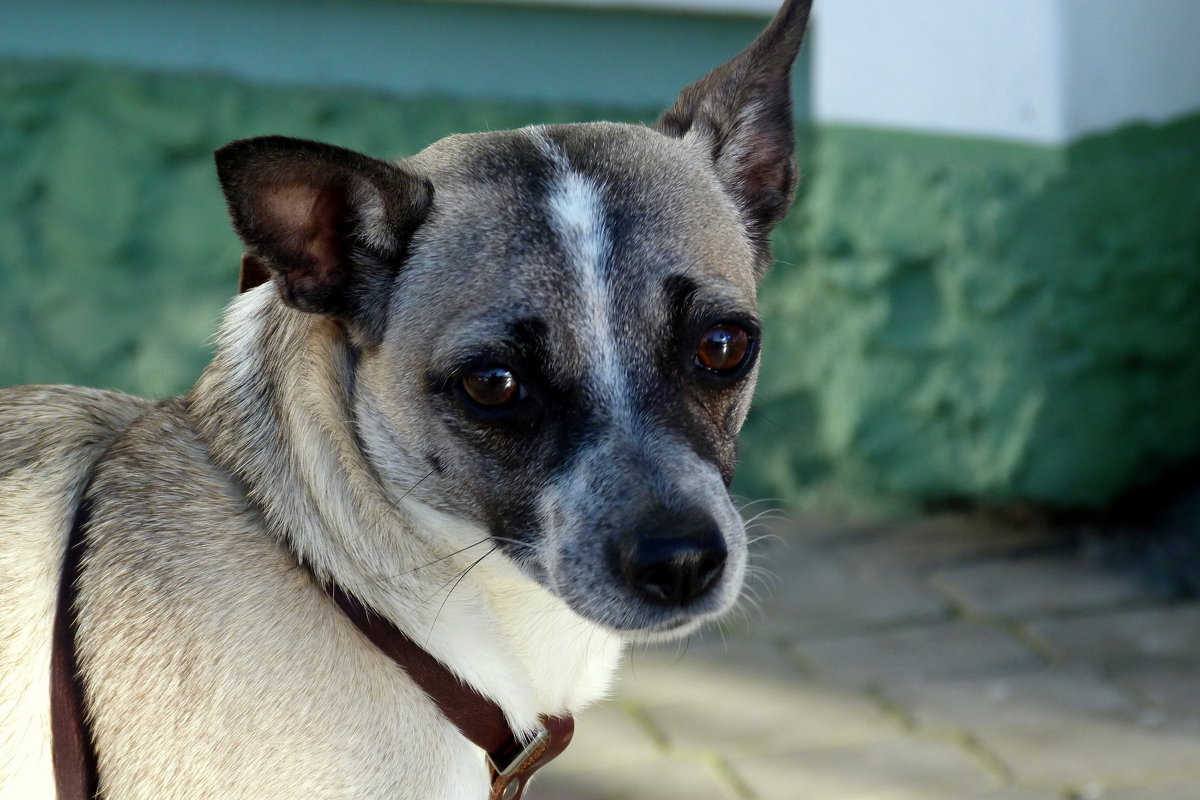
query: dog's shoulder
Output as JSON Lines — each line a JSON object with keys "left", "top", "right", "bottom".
{"left": 0, "top": 381, "right": 150, "bottom": 617}
{"left": 0, "top": 384, "right": 151, "bottom": 589}
{"left": 82, "top": 396, "right": 260, "bottom": 542}
{"left": 0, "top": 383, "right": 150, "bottom": 579}
{"left": 0, "top": 385, "right": 149, "bottom": 481}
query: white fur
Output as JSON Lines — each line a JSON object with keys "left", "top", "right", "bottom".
{"left": 0, "top": 477, "right": 72, "bottom": 799}
{"left": 529, "top": 128, "right": 630, "bottom": 413}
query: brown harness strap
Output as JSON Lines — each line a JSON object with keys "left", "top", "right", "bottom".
{"left": 332, "top": 590, "right": 574, "bottom": 800}
{"left": 50, "top": 500, "right": 98, "bottom": 800}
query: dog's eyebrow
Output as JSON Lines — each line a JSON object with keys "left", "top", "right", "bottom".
{"left": 662, "top": 273, "right": 758, "bottom": 327}
{"left": 662, "top": 273, "right": 701, "bottom": 314}
{"left": 432, "top": 316, "right": 550, "bottom": 377}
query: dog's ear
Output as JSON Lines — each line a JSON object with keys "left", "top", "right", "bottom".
{"left": 215, "top": 136, "right": 432, "bottom": 340}
{"left": 657, "top": 0, "right": 811, "bottom": 255}
{"left": 238, "top": 252, "right": 271, "bottom": 294}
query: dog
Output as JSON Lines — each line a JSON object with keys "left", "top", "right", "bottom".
{"left": 0, "top": 1, "right": 810, "bottom": 797}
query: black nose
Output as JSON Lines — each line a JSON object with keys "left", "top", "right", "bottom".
{"left": 619, "top": 522, "right": 727, "bottom": 608}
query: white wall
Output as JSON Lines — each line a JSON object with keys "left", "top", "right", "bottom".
{"left": 812, "top": 0, "right": 1200, "bottom": 144}
{"left": 1062, "top": 0, "right": 1200, "bottom": 139}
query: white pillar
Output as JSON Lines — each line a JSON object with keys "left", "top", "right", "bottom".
{"left": 813, "top": 0, "right": 1200, "bottom": 145}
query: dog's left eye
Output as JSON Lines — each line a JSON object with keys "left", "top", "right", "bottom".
{"left": 695, "top": 324, "right": 752, "bottom": 374}
{"left": 461, "top": 366, "right": 525, "bottom": 409}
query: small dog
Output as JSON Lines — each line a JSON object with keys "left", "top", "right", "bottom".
{"left": 0, "top": 1, "right": 810, "bottom": 797}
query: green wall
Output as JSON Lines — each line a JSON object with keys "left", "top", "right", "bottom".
{"left": 747, "top": 120, "right": 1200, "bottom": 509}
{"left": 2, "top": 60, "right": 1197, "bottom": 510}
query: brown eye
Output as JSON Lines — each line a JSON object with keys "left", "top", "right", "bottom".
{"left": 462, "top": 366, "right": 522, "bottom": 408}
{"left": 696, "top": 324, "right": 751, "bottom": 374}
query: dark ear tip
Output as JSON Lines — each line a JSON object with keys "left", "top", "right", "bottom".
{"left": 213, "top": 137, "right": 264, "bottom": 189}
{"left": 213, "top": 136, "right": 264, "bottom": 167}
{"left": 213, "top": 136, "right": 327, "bottom": 185}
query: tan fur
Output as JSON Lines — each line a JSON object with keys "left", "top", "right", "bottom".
{"left": 0, "top": 3, "right": 810, "bottom": 795}
{"left": 0, "top": 387, "right": 147, "bottom": 797}
{"left": 0, "top": 298, "right": 622, "bottom": 800}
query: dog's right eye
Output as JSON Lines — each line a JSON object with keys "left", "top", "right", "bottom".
{"left": 461, "top": 366, "right": 524, "bottom": 409}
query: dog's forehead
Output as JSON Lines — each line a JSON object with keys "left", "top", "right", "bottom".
{"left": 395, "top": 122, "right": 761, "bottom": 380}
{"left": 407, "top": 122, "right": 756, "bottom": 289}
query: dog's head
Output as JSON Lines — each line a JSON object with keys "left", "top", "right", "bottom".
{"left": 215, "top": 0, "right": 810, "bottom": 637}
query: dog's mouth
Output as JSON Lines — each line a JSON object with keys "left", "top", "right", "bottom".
{"left": 496, "top": 473, "right": 748, "bottom": 635}
{"left": 488, "top": 528, "right": 740, "bottom": 635}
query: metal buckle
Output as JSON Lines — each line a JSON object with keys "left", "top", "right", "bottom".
{"left": 492, "top": 725, "right": 550, "bottom": 779}
{"left": 489, "top": 725, "right": 550, "bottom": 800}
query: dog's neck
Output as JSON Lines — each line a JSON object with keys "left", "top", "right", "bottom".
{"left": 189, "top": 288, "right": 624, "bottom": 734}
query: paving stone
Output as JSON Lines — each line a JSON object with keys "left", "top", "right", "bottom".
{"left": 931, "top": 558, "right": 1148, "bottom": 618}
{"left": 617, "top": 635, "right": 809, "bottom": 707}
{"left": 1093, "top": 783, "right": 1200, "bottom": 800}
{"left": 642, "top": 677, "right": 902, "bottom": 758}
{"left": 744, "top": 537, "right": 951, "bottom": 640}
{"left": 541, "top": 702, "right": 662, "bottom": 773}
{"left": 834, "top": 514, "right": 1064, "bottom": 574}
{"left": 884, "top": 669, "right": 1200, "bottom": 787}
{"left": 1115, "top": 664, "right": 1200, "bottom": 730}
{"left": 531, "top": 757, "right": 739, "bottom": 800}
{"left": 1028, "top": 604, "right": 1200, "bottom": 667}
{"left": 795, "top": 621, "right": 1043, "bottom": 689}
{"left": 730, "top": 737, "right": 1001, "bottom": 800}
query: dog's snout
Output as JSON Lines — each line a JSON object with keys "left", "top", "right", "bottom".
{"left": 619, "top": 522, "right": 727, "bottom": 608}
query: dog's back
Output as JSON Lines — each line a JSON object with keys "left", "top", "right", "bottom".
{"left": 0, "top": 386, "right": 147, "bottom": 796}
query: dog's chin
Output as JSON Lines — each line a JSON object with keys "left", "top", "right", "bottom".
{"left": 553, "top": 588, "right": 735, "bottom": 641}
{"left": 625, "top": 615, "right": 711, "bottom": 643}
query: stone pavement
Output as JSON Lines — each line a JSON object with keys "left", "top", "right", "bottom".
{"left": 532, "top": 513, "right": 1200, "bottom": 800}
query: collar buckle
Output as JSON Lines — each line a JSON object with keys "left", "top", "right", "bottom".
{"left": 488, "top": 716, "right": 574, "bottom": 800}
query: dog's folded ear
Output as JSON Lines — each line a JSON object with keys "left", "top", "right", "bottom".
{"left": 215, "top": 136, "right": 432, "bottom": 340}
{"left": 657, "top": 0, "right": 811, "bottom": 257}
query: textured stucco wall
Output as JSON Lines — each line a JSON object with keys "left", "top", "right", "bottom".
{"left": 741, "top": 120, "right": 1200, "bottom": 508}
{"left": 2, "top": 61, "right": 1197, "bottom": 509}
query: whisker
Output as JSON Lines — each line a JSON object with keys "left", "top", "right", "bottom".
{"left": 746, "top": 532, "right": 785, "bottom": 547}
{"left": 383, "top": 538, "right": 491, "bottom": 579}
{"left": 668, "top": 634, "right": 692, "bottom": 667}
{"left": 425, "top": 545, "right": 500, "bottom": 644}
{"left": 488, "top": 534, "right": 540, "bottom": 556}
{"left": 394, "top": 468, "right": 436, "bottom": 504}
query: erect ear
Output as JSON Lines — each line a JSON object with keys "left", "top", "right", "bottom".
{"left": 657, "top": 0, "right": 811, "bottom": 256}
{"left": 215, "top": 136, "right": 432, "bottom": 342}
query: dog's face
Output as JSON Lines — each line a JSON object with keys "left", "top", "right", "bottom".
{"left": 215, "top": 0, "right": 810, "bottom": 636}
{"left": 371, "top": 124, "right": 760, "bottom": 636}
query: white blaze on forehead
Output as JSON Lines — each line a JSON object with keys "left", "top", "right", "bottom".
{"left": 528, "top": 128, "right": 627, "bottom": 404}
